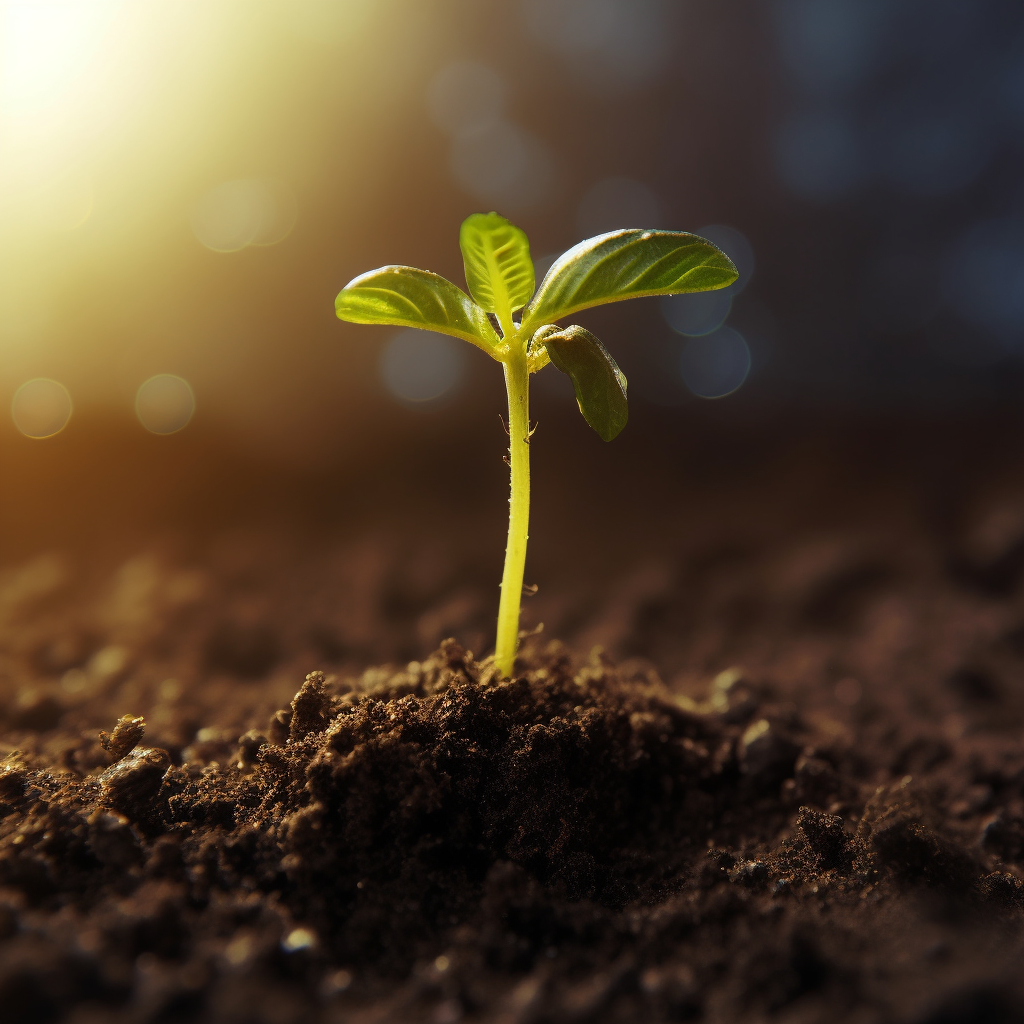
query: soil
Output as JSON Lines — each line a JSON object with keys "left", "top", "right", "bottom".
{"left": 3, "top": 415, "right": 1024, "bottom": 1023}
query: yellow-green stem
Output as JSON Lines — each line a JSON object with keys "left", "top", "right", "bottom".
{"left": 495, "top": 344, "right": 530, "bottom": 676}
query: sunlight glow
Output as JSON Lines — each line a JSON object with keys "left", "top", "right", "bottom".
{"left": 0, "top": 0, "right": 163, "bottom": 235}
{"left": 2, "top": 0, "right": 124, "bottom": 122}
{"left": 0, "top": 0, "right": 435, "bottom": 444}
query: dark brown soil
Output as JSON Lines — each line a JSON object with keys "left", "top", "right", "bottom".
{"left": 4, "top": 417, "right": 1024, "bottom": 1023}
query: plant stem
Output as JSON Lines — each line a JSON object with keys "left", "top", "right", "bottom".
{"left": 495, "top": 343, "right": 530, "bottom": 676}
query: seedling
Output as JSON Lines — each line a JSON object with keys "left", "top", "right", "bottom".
{"left": 336, "top": 213, "right": 737, "bottom": 676}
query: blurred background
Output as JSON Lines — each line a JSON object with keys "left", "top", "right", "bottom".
{"left": 2, "top": 0, "right": 1024, "bottom": 592}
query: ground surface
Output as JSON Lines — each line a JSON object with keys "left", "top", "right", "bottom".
{"left": 2, "top": 415, "right": 1024, "bottom": 1023}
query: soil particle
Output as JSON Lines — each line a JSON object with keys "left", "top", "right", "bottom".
{"left": 99, "top": 747, "right": 172, "bottom": 819}
{"left": 794, "top": 808, "right": 854, "bottom": 872}
{"left": 100, "top": 715, "right": 146, "bottom": 761}
{"left": 287, "top": 671, "right": 335, "bottom": 742}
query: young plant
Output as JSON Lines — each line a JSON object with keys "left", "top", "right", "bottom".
{"left": 336, "top": 213, "right": 737, "bottom": 677}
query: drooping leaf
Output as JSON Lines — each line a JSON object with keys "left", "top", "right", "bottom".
{"left": 459, "top": 212, "right": 536, "bottom": 324}
{"left": 520, "top": 230, "right": 737, "bottom": 334}
{"left": 336, "top": 265, "right": 499, "bottom": 353}
{"left": 537, "top": 324, "right": 628, "bottom": 441}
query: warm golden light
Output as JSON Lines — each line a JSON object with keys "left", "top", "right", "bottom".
{"left": 1, "top": 0, "right": 148, "bottom": 192}
{"left": 0, "top": 0, "right": 447, "bottom": 457}
{"left": 2, "top": 0, "right": 123, "bottom": 121}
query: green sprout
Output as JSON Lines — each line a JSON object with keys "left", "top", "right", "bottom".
{"left": 336, "top": 213, "right": 737, "bottom": 677}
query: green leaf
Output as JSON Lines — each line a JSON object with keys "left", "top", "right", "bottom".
{"left": 521, "top": 229, "right": 737, "bottom": 334}
{"left": 459, "top": 212, "right": 536, "bottom": 326}
{"left": 537, "top": 324, "right": 628, "bottom": 442}
{"left": 336, "top": 265, "right": 499, "bottom": 353}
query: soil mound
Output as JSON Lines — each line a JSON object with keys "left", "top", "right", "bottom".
{"left": 3, "top": 638, "right": 1024, "bottom": 1022}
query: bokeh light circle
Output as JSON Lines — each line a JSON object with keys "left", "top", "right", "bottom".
{"left": 191, "top": 179, "right": 297, "bottom": 253}
{"left": 775, "top": 110, "right": 864, "bottom": 201}
{"left": 944, "top": 220, "right": 1024, "bottom": 339}
{"left": 18, "top": 173, "right": 95, "bottom": 233}
{"left": 679, "top": 327, "right": 751, "bottom": 399}
{"left": 381, "top": 331, "right": 467, "bottom": 404}
{"left": 522, "top": 0, "right": 672, "bottom": 93}
{"left": 135, "top": 375, "right": 196, "bottom": 434}
{"left": 773, "top": 0, "right": 880, "bottom": 95}
{"left": 877, "top": 102, "right": 989, "bottom": 198}
{"left": 427, "top": 61, "right": 505, "bottom": 135}
{"left": 523, "top": 0, "right": 618, "bottom": 54}
{"left": 449, "top": 121, "right": 552, "bottom": 211}
{"left": 662, "top": 290, "right": 733, "bottom": 337}
{"left": 11, "top": 378, "right": 72, "bottom": 438}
